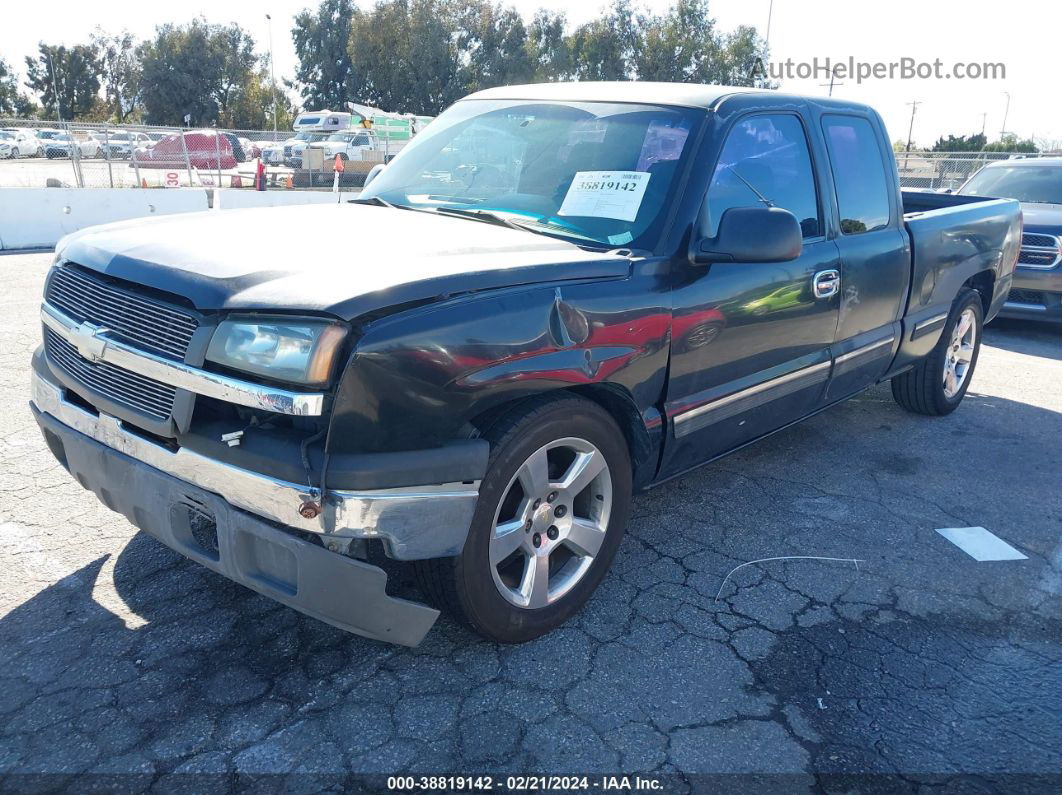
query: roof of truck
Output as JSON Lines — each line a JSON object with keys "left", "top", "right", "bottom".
{"left": 463, "top": 81, "right": 871, "bottom": 112}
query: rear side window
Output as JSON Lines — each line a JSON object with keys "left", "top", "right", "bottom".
{"left": 707, "top": 114, "right": 821, "bottom": 239}
{"left": 822, "top": 115, "right": 891, "bottom": 234}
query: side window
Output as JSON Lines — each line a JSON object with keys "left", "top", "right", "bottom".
{"left": 707, "top": 114, "right": 821, "bottom": 239}
{"left": 822, "top": 115, "right": 891, "bottom": 234}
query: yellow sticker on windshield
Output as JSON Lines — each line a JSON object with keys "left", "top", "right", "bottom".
{"left": 558, "top": 171, "right": 651, "bottom": 222}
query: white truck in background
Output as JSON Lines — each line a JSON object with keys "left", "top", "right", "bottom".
{"left": 261, "top": 104, "right": 433, "bottom": 169}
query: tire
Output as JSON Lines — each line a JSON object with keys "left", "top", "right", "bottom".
{"left": 415, "top": 395, "right": 632, "bottom": 643}
{"left": 891, "top": 288, "right": 983, "bottom": 416}
{"left": 12, "top": 147, "right": 20, "bottom": 159}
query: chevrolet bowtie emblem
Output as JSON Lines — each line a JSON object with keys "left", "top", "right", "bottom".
{"left": 71, "top": 321, "right": 110, "bottom": 362}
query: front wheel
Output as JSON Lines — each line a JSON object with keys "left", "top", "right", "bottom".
{"left": 415, "top": 395, "right": 632, "bottom": 643}
{"left": 891, "top": 288, "right": 983, "bottom": 416}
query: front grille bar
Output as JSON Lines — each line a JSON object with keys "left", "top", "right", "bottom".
{"left": 41, "top": 302, "right": 325, "bottom": 416}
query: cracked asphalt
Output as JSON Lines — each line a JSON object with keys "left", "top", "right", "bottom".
{"left": 1, "top": 251, "right": 1060, "bottom": 790}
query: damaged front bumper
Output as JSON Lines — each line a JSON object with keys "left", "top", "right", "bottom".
{"left": 30, "top": 367, "right": 481, "bottom": 645}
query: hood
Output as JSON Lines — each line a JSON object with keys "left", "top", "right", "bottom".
{"left": 1019, "top": 202, "right": 1062, "bottom": 234}
{"left": 58, "top": 203, "right": 630, "bottom": 320}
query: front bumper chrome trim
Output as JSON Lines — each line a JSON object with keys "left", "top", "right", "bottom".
{"left": 41, "top": 302, "right": 325, "bottom": 416}
{"left": 31, "top": 370, "right": 479, "bottom": 560}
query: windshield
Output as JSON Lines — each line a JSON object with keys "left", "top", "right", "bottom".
{"left": 360, "top": 98, "right": 701, "bottom": 248}
{"left": 0, "top": 132, "right": 12, "bottom": 140}
{"left": 327, "top": 132, "right": 353, "bottom": 141}
{"left": 39, "top": 131, "right": 60, "bottom": 139}
{"left": 959, "top": 164, "right": 1062, "bottom": 205}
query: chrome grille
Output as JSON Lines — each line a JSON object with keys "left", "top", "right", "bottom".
{"left": 44, "top": 327, "right": 176, "bottom": 421}
{"left": 46, "top": 266, "right": 197, "bottom": 360}
{"left": 1018, "top": 233, "right": 1061, "bottom": 270}
{"left": 1023, "top": 232, "right": 1057, "bottom": 248}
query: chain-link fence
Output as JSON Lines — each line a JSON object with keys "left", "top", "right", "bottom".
{"left": 894, "top": 150, "right": 1057, "bottom": 191}
{"left": 0, "top": 118, "right": 407, "bottom": 191}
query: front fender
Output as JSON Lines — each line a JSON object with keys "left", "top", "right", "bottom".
{"left": 328, "top": 275, "right": 671, "bottom": 455}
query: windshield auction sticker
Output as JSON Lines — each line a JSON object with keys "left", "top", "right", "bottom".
{"left": 558, "top": 171, "right": 651, "bottom": 222}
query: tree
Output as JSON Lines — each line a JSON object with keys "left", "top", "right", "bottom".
{"left": 526, "top": 10, "right": 572, "bottom": 81}
{"left": 452, "top": 0, "right": 533, "bottom": 94}
{"left": 24, "top": 43, "right": 101, "bottom": 120}
{"left": 0, "top": 58, "right": 19, "bottom": 114}
{"left": 348, "top": 0, "right": 463, "bottom": 115}
{"left": 140, "top": 20, "right": 266, "bottom": 127}
{"left": 982, "top": 134, "right": 1038, "bottom": 154}
{"left": 91, "top": 30, "right": 144, "bottom": 123}
{"left": 931, "top": 132, "right": 987, "bottom": 152}
{"left": 292, "top": 0, "right": 357, "bottom": 109}
{"left": 567, "top": 0, "right": 639, "bottom": 81}
{"left": 634, "top": 0, "right": 719, "bottom": 82}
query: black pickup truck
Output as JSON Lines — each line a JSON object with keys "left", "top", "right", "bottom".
{"left": 31, "top": 83, "right": 1021, "bottom": 646}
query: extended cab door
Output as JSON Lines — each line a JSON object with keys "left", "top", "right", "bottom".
{"left": 818, "top": 112, "right": 909, "bottom": 399}
{"left": 660, "top": 109, "right": 841, "bottom": 478}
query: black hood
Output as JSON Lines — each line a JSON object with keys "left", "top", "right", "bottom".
{"left": 57, "top": 203, "right": 630, "bottom": 320}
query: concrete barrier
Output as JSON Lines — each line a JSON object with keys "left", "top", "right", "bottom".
{"left": 213, "top": 189, "right": 359, "bottom": 209}
{"left": 0, "top": 187, "right": 364, "bottom": 250}
{"left": 0, "top": 188, "right": 208, "bottom": 250}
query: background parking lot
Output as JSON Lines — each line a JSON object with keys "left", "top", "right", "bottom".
{"left": 1, "top": 252, "right": 1060, "bottom": 786}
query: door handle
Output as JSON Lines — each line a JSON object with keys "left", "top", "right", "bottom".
{"left": 813, "top": 269, "right": 840, "bottom": 299}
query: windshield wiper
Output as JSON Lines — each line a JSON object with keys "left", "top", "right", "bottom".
{"left": 349, "top": 196, "right": 401, "bottom": 209}
{"left": 431, "top": 206, "right": 535, "bottom": 232}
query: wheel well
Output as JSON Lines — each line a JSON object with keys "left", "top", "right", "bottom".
{"left": 469, "top": 385, "right": 657, "bottom": 488}
{"left": 964, "top": 270, "right": 995, "bottom": 315}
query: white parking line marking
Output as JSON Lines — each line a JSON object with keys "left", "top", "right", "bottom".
{"left": 936, "top": 527, "right": 1028, "bottom": 561}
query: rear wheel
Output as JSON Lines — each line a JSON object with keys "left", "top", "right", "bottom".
{"left": 415, "top": 395, "right": 632, "bottom": 643}
{"left": 891, "top": 288, "right": 983, "bottom": 416}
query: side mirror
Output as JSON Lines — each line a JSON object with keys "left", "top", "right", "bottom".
{"left": 364, "top": 163, "right": 386, "bottom": 186}
{"left": 693, "top": 206, "right": 803, "bottom": 265}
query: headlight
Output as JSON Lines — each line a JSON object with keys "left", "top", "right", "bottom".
{"left": 206, "top": 317, "right": 347, "bottom": 386}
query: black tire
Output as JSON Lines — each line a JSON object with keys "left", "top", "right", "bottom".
{"left": 891, "top": 288, "right": 983, "bottom": 416}
{"left": 415, "top": 395, "right": 632, "bottom": 643}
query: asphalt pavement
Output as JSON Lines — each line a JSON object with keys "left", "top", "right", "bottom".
{"left": 1, "top": 251, "right": 1059, "bottom": 790}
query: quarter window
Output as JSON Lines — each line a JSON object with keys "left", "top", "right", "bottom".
{"left": 707, "top": 114, "right": 821, "bottom": 239}
{"left": 822, "top": 115, "right": 891, "bottom": 234}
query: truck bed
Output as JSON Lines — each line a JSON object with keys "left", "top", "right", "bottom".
{"left": 900, "top": 189, "right": 1021, "bottom": 319}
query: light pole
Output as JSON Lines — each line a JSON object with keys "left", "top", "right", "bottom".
{"left": 904, "top": 100, "right": 920, "bottom": 171}
{"left": 765, "top": 0, "right": 774, "bottom": 49}
{"left": 999, "top": 91, "right": 1011, "bottom": 141}
{"left": 265, "top": 13, "right": 278, "bottom": 139}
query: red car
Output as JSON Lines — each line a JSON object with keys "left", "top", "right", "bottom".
{"left": 133, "top": 130, "right": 237, "bottom": 170}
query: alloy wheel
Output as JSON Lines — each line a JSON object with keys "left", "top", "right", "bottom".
{"left": 488, "top": 437, "right": 612, "bottom": 609}
{"left": 943, "top": 307, "right": 977, "bottom": 398}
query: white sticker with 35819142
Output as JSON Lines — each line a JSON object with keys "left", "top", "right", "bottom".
{"left": 558, "top": 171, "right": 651, "bottom": 223}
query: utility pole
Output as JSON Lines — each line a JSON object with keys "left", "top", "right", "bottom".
{"left": 980, "top": 112, "right": 987, "bottom": 136}
{"left": 765, "top": 0, "right": 774, "bottom": 49}
{"left": 48, "top": 50, "right": 62, "bottom": 123}
{"left": 1000, "top": 91, "right": 1011, "bottom": 140}
{"left": 266, "top": 14, "right": 278, "bottom": 139}
{"left": 819, "top": 66, "right": 844, "bottom": 97}
{"left": 904, "top": 100, "right": 920, "bottom": 170}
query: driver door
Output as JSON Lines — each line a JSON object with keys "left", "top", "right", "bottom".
{"left": 661, "top": 112, "right": 841, "bottom": 478}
